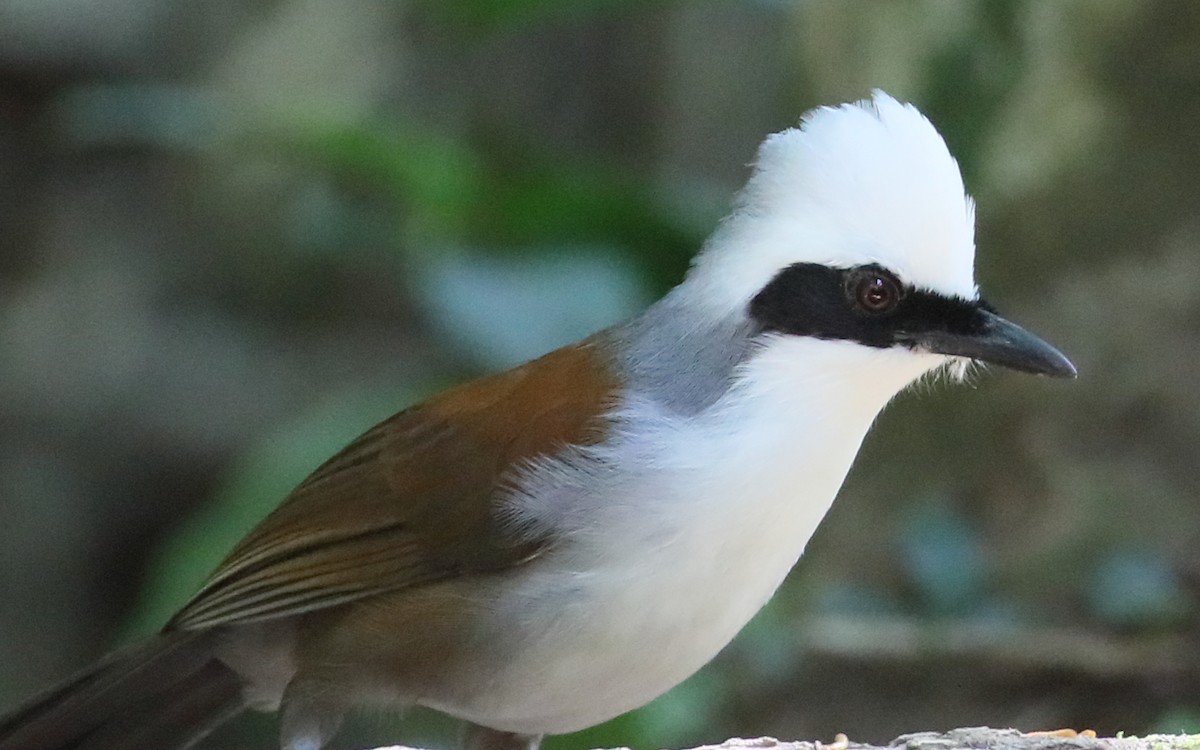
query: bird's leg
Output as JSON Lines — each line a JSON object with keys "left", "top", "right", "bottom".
{"left": 278, "top": 681, "right": 345, "bottom": 750}
{"left": 460, "top": 722, "right": 543, "bottom": 750}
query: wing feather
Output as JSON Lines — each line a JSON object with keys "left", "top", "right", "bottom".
{"left": 168, "top": 340, "right": 617, "bottom": 631}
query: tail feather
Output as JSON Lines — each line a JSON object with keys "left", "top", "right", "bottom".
{"left": 0, "top": 630, "right": 247, "bottom": 750}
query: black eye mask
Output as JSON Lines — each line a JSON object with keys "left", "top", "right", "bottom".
{"left": 748, "top": 262, "right": 991, "bottom": 350}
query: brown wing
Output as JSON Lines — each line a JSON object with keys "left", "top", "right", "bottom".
{"left": 168, "top": 340, "right": 618, "bottom": 631}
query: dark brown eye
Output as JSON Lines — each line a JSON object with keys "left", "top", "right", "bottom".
{"left": 852, "top": 271, "right": 902, "bottom": 314}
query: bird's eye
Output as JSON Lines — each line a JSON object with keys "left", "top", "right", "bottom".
{"left": 850, "top": 269, "right": 902, "bottom": 314}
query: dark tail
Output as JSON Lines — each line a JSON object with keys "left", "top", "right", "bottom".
{"left": 0, "top": 629, "right": 247, "bottom": 750}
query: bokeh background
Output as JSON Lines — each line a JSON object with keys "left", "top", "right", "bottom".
{"left": 2, "top": 1, "right": 1199, "bottom": 748}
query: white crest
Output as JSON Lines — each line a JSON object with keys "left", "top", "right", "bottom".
{"left": 685, "top": 90, "right": 978, "bottom": 319}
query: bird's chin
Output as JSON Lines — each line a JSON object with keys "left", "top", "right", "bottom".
{"left": 829, "top": 344, "right": 953, "bottom": 401}
{"left": 932, "top": 354, "right": 977, "bottom": 384}
{"left": 890, "top": 349, "right": 973, "bottom": 392}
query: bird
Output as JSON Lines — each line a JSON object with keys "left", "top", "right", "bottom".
{"left": 0, "top": 91, "right": 1076, "bottom": 750}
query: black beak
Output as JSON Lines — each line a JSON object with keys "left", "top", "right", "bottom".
{"left": 916, "top": 308, "right": 1077, "bottom": 378}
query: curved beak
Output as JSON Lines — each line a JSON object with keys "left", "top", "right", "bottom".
{"left": 917, "top": 308, "right": 1077, "bottom": 378}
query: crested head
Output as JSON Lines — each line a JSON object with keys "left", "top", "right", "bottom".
{"left": 640, "top": 90, "right": 1074, "bottom": 409}
{"left": 684, "top": 91, "right": 977, "bottom": 318}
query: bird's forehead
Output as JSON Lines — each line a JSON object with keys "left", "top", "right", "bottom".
{"left": 688, "top": 92, "right": 978, "bottom": 313}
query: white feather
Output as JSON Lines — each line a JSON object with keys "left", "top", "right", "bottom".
{"left": 687, "top": 90, "right": 978, "bottom": 322}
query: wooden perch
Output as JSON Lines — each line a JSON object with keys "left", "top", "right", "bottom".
{"left": 371, "top": 727, "right": 1200, "bottom": 750}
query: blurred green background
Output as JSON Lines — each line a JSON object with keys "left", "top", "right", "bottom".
{"left": 2, "top": 0, "right": 1199, "bottom": 748}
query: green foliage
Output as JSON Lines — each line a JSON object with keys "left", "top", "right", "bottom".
{"left": 899, "top": 501, "right": 988, "bottom": 616}
{"left": 262, "top": 117, "right": 699, "bottom": 292}
{"left": 274, "top": 120, "right": 486, "bottom": 240}
{"left": 413, "top": 0, "right": 643, "bottom": 34}
{"left": 1087, "top": 551, "right": 1193, "bottom": 631}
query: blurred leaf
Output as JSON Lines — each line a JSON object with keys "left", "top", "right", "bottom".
{"left": 811, "top": 581, "right": 904, "bottom": 619}
{"left": 1087, "top": 550, "right": 1193, "bottom": 631}
{"left": 416, "top": 245, "right": 651, "bottom": 368}
{"left": 629, "top": 670, "right": 726, "bottom": 746}
{"left": 51, "top": 83, "right": 225, "bottom": 151}
{"left": 249, "top": 117, "right": 700, "bottom": 292}
{"left": 466, "top": 139, "right": 700, "bottom": 291}
{"left": 414, "top": 0, "right": 641, "bottom": 33}
{"left": 900, "top": 501, "right": 988, "bottom": 616}
{"left": 271, "top": 119, "right": 486, "bottom": 239}
{"left": 728, "top": 600, "right": 808, "bottom": 687}
{"left": 920, "top": 2, "right": 1024, "bottom": 185}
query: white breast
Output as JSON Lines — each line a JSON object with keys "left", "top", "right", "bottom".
{"left": 422, "top": 338, "right": 942, "bottom": 734}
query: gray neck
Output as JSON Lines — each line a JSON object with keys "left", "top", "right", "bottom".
{"left": 605, "top": 288, "right": 759, "bottom": 416}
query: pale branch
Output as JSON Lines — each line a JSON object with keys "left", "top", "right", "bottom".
{"left": 371, "top": 728, "right": 1200, "bottom": 750}
{"left": 798, "top": 614, "right": 1196, "bottom": 679}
